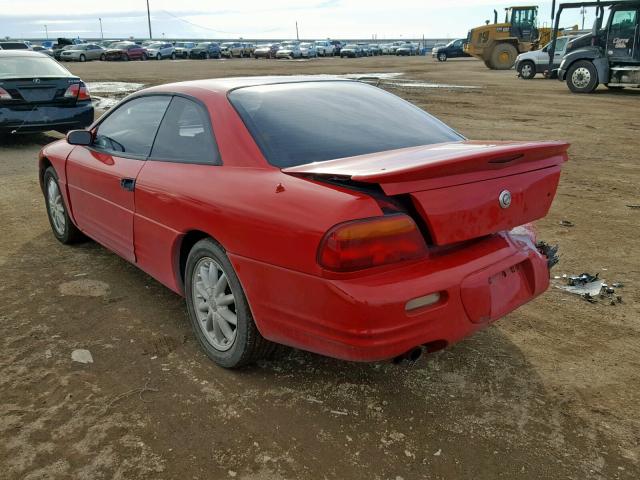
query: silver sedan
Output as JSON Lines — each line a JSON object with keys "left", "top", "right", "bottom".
{"left": 60, "top": 44, "right": 105, "bottom": 62}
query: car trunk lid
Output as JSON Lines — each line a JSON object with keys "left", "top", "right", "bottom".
{"left": 283, "top": 140, "right": 569, "bottom": 246}
{"left": 1, "top": 77, "right": 81, "bottom": 105}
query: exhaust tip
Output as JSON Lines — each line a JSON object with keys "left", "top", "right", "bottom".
{"left": 393, "top": 346, "right": 423, "bottom": 365}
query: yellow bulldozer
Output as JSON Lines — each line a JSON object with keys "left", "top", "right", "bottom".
{"left": 465, "top": 5, "right": 552, "bottom": 70}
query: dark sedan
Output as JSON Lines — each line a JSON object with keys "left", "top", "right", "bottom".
{"left": 103, "top": 42, "right": 147, "bottom": 61}
{"left": 432, "top": 38, "right": 470, "bottom": 62}
{"left": 189, "top": 42, "right": 221, "bottom": 59}
{"left": 0, "top": 50, "right": 93, "bottom": 135}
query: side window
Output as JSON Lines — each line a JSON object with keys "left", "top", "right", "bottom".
{"left": 94, "top": 96, "right": 171, "bottom": 157}
{"left": 150, "top": 96, "right": 220, "bottom": 165}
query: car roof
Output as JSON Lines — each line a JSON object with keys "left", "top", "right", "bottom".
{"left": 0, "top": 50, "right": 49, "bottom": 58}
{"left": 143, "top": 76, "right": 356, "bottom": 95}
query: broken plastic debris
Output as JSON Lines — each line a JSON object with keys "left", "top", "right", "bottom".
{"left": 557, "top": 273, "right": 623, "bottom": 304}
{"left": 559, "top": 220, "right": 574, "bottom": 227}
{"left": 71, "top": 349, "right": 93, "bottom": 364}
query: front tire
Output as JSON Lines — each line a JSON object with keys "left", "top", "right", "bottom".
{"left": 43, "top": 167, "right": 85, "bottom": 244}
{"left": 79, "top": 54, "right": 86, "bottom": 62}
{"left": 489, "top": 43, "right": 517, "bottom": 70}
{"left": 567, "top": 60, "right": 599, "bottom": 93}
{"left": 100, "top": 53, "right": 106, "bottom": 61}
{"left": 438, "top": 52, "right": 447, "bottom": 62}
{"left": 171, "top": 52, "right": 176, "bottom": 60}
{"left": 518, "top": 60, "right": 536, "bottom": 79}
{"left": 185, "top": 239, "right": 275, "bottom": 368}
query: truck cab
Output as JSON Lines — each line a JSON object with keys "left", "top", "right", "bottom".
{"left": 557, "top": 2, "right": 639, "bottom": 92}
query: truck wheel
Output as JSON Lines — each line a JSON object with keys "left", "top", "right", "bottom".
{"left": 489, "top": 43, "right": 517, "bottom": 70}
{"left": 567, "top": 60, "right": 599, "bottom": 93}
{"left": 517, "top": 60, "right": 536, "bottom": 79}
{"left": 438, "top": 52, "right": 447, "bottom": 62}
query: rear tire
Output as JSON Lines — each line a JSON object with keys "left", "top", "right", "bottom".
{"left": 43, "top": 167, "right": 85, "bottom": 245}
{"left": 141, "top": 53, "right": 147, "bottom": 61}
{"left": 567, "top": 60, "right": 599, "bottom": 93}
{"left": 185, "top": 239, "right": 276, "bottom": 368}
{"left": 79, "top": 54, "right": 86, "bottom": 62}
{"left": 489, "top": 43, "right": 517, "bottom": 70}
{"left": 171, "top": 52, "right": 176, "bottom": 60}
{"left": 518, "top": 60, "right": 536, "bottom": 79}
{"left": 123, "top": 54, "right": 129, "bottom": 61}
{"left": 100, "top": 53, "right": 106, "bottom": 61}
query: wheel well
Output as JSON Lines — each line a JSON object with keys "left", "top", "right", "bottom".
{"left": 177, "top": 230, "right": 216, "bottom": 291}
{"left": 39, "top": 157, "right": 52, "bottom": 193}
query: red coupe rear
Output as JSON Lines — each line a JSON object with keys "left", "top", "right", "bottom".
{"left": 38, "top": 77, "right": 568, "bottom": 368}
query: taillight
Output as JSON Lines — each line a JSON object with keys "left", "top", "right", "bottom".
{"left": 0, "top": 87, "right": 12, "bottom": 101}
{"left": 64, "top": 83, "right": 91, "bottom": 101}
{"left": 318, "top": 214, "right": 427, "bottom": 272}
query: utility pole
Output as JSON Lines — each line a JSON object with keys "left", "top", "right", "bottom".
{"left": 44, "top": 24, "right": 48, "bottom": 39}
{"left": 99, "top": 18, "right": 104, "bottom": 40}
{"left": 295, "top": 21, "right": 299, "bottom": 41}
{"left": 146, "top": 0, "right": 153, "bottom": 39}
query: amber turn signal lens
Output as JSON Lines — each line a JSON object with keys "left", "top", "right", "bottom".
{"left": 318, "top": 214, "right": 427, "bottom": 272}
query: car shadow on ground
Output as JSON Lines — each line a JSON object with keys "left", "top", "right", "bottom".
{"left": 0, "top": 131, "right": 62, "bottom": 149}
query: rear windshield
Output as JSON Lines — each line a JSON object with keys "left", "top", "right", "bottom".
{"left": 0, "top": 56, "right": 72, "bottom": 79}
{"left": 229, "top": 81, "right": 463, "bottom": 167}
{"left": 0, "top": 42, "right": 29, "bottom": 49}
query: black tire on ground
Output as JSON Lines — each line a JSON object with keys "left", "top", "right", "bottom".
{"left": 489, "top": 43, "right": 518, "bottom": 70}
{"left": 205, "top": 53, "right": 210, "bottom": 59}
{"left": 123, "top": 54, "right": 129, "bottom": 61}
{"left": 100, "top": 53, "right": 106, "bottom": 61}
{"left": 79, "top": 54, "right": 86, "bottom": 62}
{"left": 438, "top": 52, "right": 447, "bottom": 62}
{"left": 566, "top": 60, "right": 599, "bottom": 93}
{"left": 141, "top": 53, "right": 147, "bottom": 61}
{"left": 156, "top": 53, "right": 162, "bottom": 60}
{"left": 184, "top": 238, "right": 276, "bottom": 368}
{"left": 517, "top": 60, "right": 536, "bottom": 79}
{"left": 43, "top": 167, "right": 86, "bottom": 245}
{"left": 171, "top": 52, "right": 176, "bottom": 60}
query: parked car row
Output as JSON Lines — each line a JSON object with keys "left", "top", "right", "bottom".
{"left": 2, "top": 38, "right": 436, "bottom": 63}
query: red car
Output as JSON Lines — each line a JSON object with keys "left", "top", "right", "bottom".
{"left": 102, "top": 41, "right": 147, "bottom": 61}
{"left": 38, "top": 78, "right": 568, "bottom": 368}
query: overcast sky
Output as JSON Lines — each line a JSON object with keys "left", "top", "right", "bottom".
{"left": 0, "top": 0, "right": 594, "bottom": 40}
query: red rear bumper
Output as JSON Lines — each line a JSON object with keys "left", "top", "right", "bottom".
{"left": 230, "top": 229, "right": 549, "bottom": 362}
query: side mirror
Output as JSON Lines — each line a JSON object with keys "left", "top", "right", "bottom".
{"left": 67, "top": 129, "right": 93, "bottom": 146}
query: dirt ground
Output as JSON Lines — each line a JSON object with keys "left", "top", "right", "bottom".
{"left": 1, "top": 56, "right": 638, "bottom": 480}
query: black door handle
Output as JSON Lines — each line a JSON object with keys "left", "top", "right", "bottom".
{"left": 120, "top": 178, "right": 136, "bottom": 191}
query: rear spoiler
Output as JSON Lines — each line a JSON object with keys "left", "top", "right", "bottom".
{"left": 283, "top": 141, "right": 570, "bottom": 195}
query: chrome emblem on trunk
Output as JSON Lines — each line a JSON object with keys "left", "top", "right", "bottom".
{"left": 499, "top": 190, "right": 512, "bottom": 209}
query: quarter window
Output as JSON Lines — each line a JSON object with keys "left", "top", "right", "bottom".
{"left": 94, "top": 96, "right": 171, "bottom": 157}
{"left": 150, "top": 96, "right": 220, "bottom": 164}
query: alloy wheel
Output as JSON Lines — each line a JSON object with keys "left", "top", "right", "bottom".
{"left": 191, "top": 257, "right": 238, "bottom": 351}
{"left": 47, "top": 178, "right": 66, "bottom": 235}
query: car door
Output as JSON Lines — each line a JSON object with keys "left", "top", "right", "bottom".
{"left": 65, "top": 95, "right": 171, "bottom": 262}
{"left": 607, "top": 8, "right": 638, "bottom": 61}
{"left": 88, "top": 44, "right": 100, "bottom": 60}
{"left": 134, "top": 95, "right": 221, "bottom": 290}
